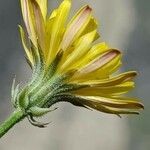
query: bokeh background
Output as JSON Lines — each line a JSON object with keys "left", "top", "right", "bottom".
{"left": 0, "top": 0, "right": 149, "bottom": 150}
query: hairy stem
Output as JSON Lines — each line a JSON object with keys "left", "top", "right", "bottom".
{"left": 0, "top": 108, "right": 25, "bottom": 138}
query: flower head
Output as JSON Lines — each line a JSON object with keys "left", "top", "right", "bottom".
{"left": 13, "top": 0, "right": 144, "bottom": 127}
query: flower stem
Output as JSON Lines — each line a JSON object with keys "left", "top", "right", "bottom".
{"left": 0, "top": 109, "right": 25, "bottom": 138}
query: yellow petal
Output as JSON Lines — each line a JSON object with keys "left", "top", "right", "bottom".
{"left": 89, "top": 104, "right": 141, "bottom": 115}
{"left": 60, "top": 5, "right": 92, "bottom": 50}
{"left": 81, "top": 50, "right": 120, "bottom": 74}
{"left": 74, "top": 71, "right": 137, "bottom": 85}
{"left": 19, "top": 25, "right": 34, "bottom": 66}
{"left": 20, "top": 0, "right": 37, "bottom": 47}
{"left": 80, "top": 17, "right": 99, "bottom": 41}
{"left": 47, "top": 0, "right": 71, "bottom": 65}
{"left": 36, "top": 0, "right": 47, "bottom": 20}
{"left": 86, "top": 42, "right": 109, "bottom": 60}
{"left": 31, "top": 0, "right": 46, "bottom": 55}
{"left": 73, "top": 81, "right": 135, "bottom": 96}
{"left": 86, "top": 57, "right": 122, "bottom": 81}
{"left": 59, "top": 30, "right": 97, "bottom": 72}
{"left": 75, "top": 95, "right": 143, "bottom": 115}
{"left": 79, "top": 96, "right": 144, "bottom": 109}
{"left": 45, "top": 9, "right": 58, "bottom": 56}
{"left": 72, "top": 49, "right": 120, "bottom": 77}
{"left": 49, "top": 9, "right": 58, "bottom": 19}
{"left": 71, "top": 42, "right": 110, "bottom": 71}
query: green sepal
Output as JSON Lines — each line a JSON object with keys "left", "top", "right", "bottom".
{"left": 53, "top": 93, "right": 91, "bottom": 110}
{"left": 30, "top": 40, "right": 41, "bottom": 65}
{"left": 27, "top": 115, "right": 50, "bottom": 128}
{"left": 18, "top": 88, "right": 29, "bottom": 110}
{"left": 45, "top": 50, "right": 63, "bottom": 79}
{"left": 29, "top": 106, "right": 57, "bottom": 117}
{"left": 11, "top": 78, "right": 20, "bottom": 107}
{"left": 55, "top": 83, "right": 88, "bottom": 94}
{"left": 11, "top": 78, "right": 16, "bottom": 98}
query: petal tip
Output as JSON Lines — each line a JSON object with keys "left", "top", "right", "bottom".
{"left": 131, "top": 71, "right": 138, "bottom": 77}
{"left": 139, "top": 103, "right": 144, "bottom": 110}
{"left": 85, "top": 5, "right": 92, "bottom": 12}
{"left": 111, "top": 49, "right": 121, "bottom": 55}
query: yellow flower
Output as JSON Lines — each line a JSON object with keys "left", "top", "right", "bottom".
{"left": 17, "top": 0, "right": 143, "bottom": 125}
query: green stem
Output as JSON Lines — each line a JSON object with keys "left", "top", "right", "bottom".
{"left": 0, "top": 109, "right": 25, "bottom": 138}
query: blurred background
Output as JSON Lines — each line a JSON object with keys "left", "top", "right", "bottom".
{"left": 0, "top": 0, "right": 149, "bottom": 150}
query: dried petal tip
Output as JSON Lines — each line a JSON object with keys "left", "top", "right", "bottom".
{"left": 138, "top": 103, "right": 144, "bottom": 110}
{"left": 85, "top": 5, "right": 92, "bottom": 11}
{"left": 112, "top": 49, "right": 121, "bottom": 54}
